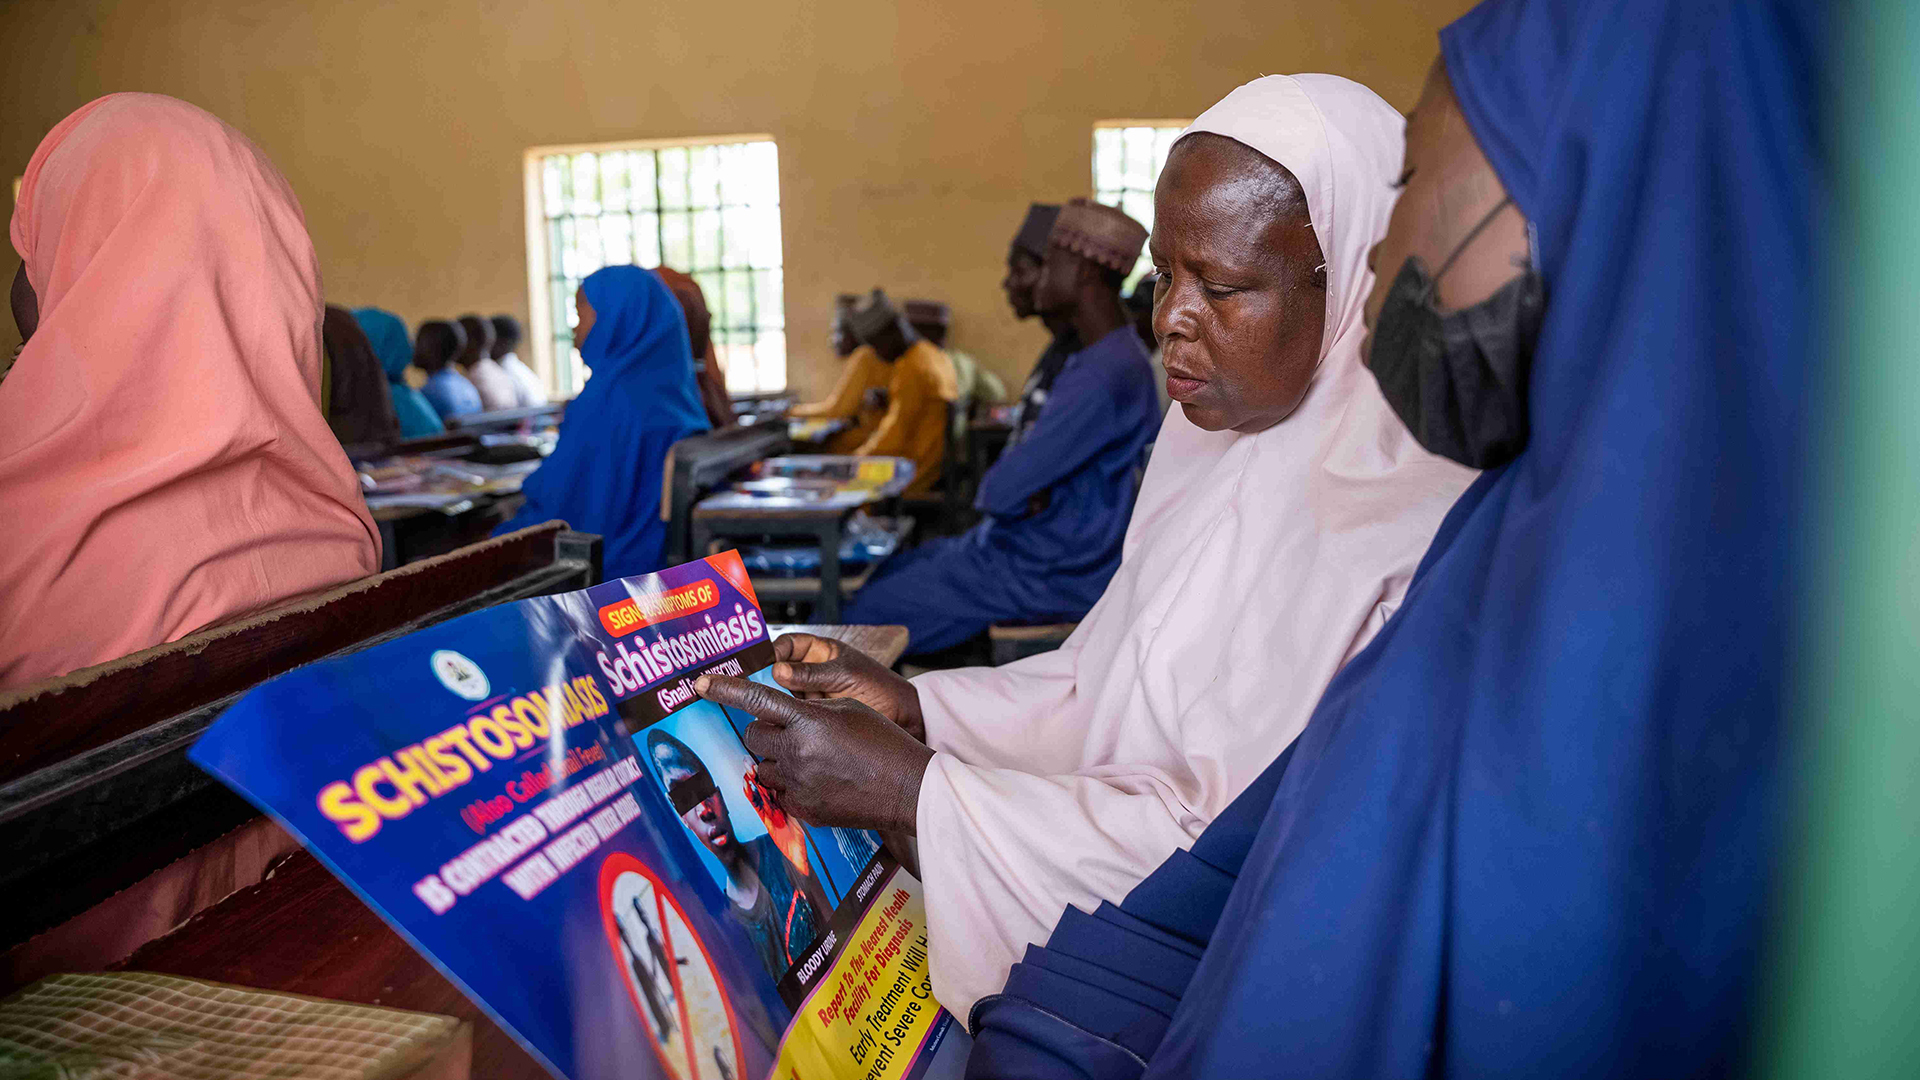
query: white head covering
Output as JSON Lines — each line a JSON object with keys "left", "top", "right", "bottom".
{"left": 905, "top": 75, "right": 1482, "bottom": 1018}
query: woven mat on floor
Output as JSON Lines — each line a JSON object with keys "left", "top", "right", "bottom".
{"left": 0, "top": 971, "right": 466, "bottom": 1079}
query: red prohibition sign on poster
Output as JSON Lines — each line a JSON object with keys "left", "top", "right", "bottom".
{"left": 599, "top": 853, "right": 747, "bottom": 1080}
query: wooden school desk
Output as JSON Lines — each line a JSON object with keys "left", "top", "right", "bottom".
{"left": 689, "top": 457, "right": 916, "bottom": 622}
{"left": 348, "top": 431, "right": 556, "bottom": 569}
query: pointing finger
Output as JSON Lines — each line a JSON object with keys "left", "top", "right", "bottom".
{"left": 694, "top": 674, "right": 806, "bottom": 725}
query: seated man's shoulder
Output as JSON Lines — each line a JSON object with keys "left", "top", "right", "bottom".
{"left": 1068, "top": 332, "right": 1153, "bottom": 386}
{"left": 911, "top": 344, "right": 961, "bottom": 398}
{"left": 920, "top": 342, "right": 958, "bottom": 374}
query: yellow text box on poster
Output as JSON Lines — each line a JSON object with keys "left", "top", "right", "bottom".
{"left": 772, "top": 872, "right": 942, "bottom": 1080}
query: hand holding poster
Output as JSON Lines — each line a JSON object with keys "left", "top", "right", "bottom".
{"left": 190, "top": 551, "right": 966, "bottom": 1080}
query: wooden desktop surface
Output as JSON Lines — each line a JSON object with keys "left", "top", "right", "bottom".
{"left": 117, "top": 623, "right": 907, "bottom": 1080}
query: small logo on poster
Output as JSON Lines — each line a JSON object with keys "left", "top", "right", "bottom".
{"left": 430, "top": 649, "right": 489, "bottom": 700}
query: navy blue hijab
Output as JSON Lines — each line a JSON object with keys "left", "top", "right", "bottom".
{"left": 496, "top": 266, "right": 710, "bottom": 578}
{"left": 967, "top": 0, "right": 1824, "bottom": 1076}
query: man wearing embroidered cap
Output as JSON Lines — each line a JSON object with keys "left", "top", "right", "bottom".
{"left": 791, "top": 292, "right": 889, "bottom": 451}
{"left": 841, "top": 199, "right": 1159, "bottom": 654}
{"left": 906, "top": 297, "right": 1006, "bottom": 421}
{"left": 1001, "top": 203, "right": 1081, "bottom": 441}
{"left": 842, "top": 288, "right": 958, "bottom": 497}
{"left": 1045, "top": 197, "right": 1149, "bottom": 282}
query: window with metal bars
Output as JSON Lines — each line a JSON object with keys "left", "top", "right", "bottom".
{"left": 524, "top": 136, "right": 785, "bottom": 396}
{"left": 1092, "top": 121, "right": 1190, "bottom": 290}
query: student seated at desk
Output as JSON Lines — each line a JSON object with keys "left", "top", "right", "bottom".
{"left": 692, "top": 74, "right": 1476, "bottom": 1018}
{"left": 842, "top": 200, "right": 1160, "bottom": 653}
{"left": 791, "top": 293, "right": 886, "bottom": 450}
{"left": 487, "top": 314, "right": 549, "bottom": 408}
{"left": 355, "top": 307, "right": 446, "bottom": 438}
{"left": 654, "top": 267, "right": 736, "bottom": 430}
{"left": 1002, "top": 204, "right": 1080, "bottom": 440}
{"left": 456, "top": 312, "right": 519, "bottom": 412}
{"left": 494, "top": 265, "right": 710, "bottom": 578}
{"left": 320, "top": 304, "right": 400, "bottom": 445}
{"left": 907, "top": 299, "right": 1007, "bottom": 410}
{"left": 415, "top": 319, "right": 483, "bottom": 420}
{"left": 0, "top": 93, "right": 379, "bottom": 689}
{"left": 843, "top": 289, "right": 959, "bottom": 497}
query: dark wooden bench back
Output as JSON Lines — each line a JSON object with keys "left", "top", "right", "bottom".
{"left": 660, "top": 421, "right": 790, "bottom": 564}
{"left": 0, "top": 522, "right": 600, "bottom": 951}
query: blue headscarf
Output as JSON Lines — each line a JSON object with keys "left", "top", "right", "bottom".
{"left": 494, "top": 266, "right": 710, "bottom": 578}
{"left": 352, "top": 307, "right": 443, "bottom": 439}
{"left": 967, "top": 0, "right": 1824, "bottom": 1076}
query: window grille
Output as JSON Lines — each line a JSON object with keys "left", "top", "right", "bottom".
{"left": 1092, "top": 121, "right": 1190, "bottom": 289}
{"left": 524, "top": 136, "right": 785, "bottom": 395}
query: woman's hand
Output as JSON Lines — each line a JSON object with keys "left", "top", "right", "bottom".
{"left": 770, "top": 633, "right": 926, "bottom": 742}
{"left": 695, "top": 674, "right": 934, "bottom": 834}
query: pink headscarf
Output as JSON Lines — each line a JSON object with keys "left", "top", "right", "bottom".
{"left": 0, "top": 94, "right": 379, "bottom": 690}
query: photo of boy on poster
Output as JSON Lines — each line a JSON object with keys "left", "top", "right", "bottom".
{"left": 647, "top": 729, "right": 830, "bottom": 981}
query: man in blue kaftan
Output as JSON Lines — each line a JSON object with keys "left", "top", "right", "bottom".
{"left": 844, "top": 199, "right": 1160, "bottom": 653}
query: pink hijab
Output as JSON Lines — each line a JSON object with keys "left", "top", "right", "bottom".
{"left": 0, "top": 94, "right": 379, "bottom": 690}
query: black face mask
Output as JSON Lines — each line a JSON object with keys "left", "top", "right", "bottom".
{"left": 1366, "top": 197, "right": 1546, "bottom": 470}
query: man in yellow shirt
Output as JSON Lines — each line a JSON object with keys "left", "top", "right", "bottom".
{"left": 791, "top": 294, "right": 887, "bottom": 451}
{"left": 846, "top": 289, "right": 958, "bottom": 497}
{"left": 907, "top": 299, "right": 1007, "bottom": 410}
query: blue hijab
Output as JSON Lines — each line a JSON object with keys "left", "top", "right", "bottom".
{"left": 352, "top": 307, "right": 443, "bottom": 439}
{"left": 495, "top": 266, "right": 710, "bottom": 578}
{"left": 968, "top": 0, "right": 1824, "bottom": 1076}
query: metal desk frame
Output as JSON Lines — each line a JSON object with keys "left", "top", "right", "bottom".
{"left": 691, "top": 504, "right": 868, "bottom": 621}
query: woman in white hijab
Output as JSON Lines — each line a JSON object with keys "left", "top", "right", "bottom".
{"left": 695, "top": 74, "right": 1478, "bottom": 1017}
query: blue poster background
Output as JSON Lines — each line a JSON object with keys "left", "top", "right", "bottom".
{"left": 190, "top": 556, "right": 818, "bottom": 1080}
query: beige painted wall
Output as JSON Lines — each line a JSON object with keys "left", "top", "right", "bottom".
{"left": 0, "top": 0, "right": 1472, "bottom": 395}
